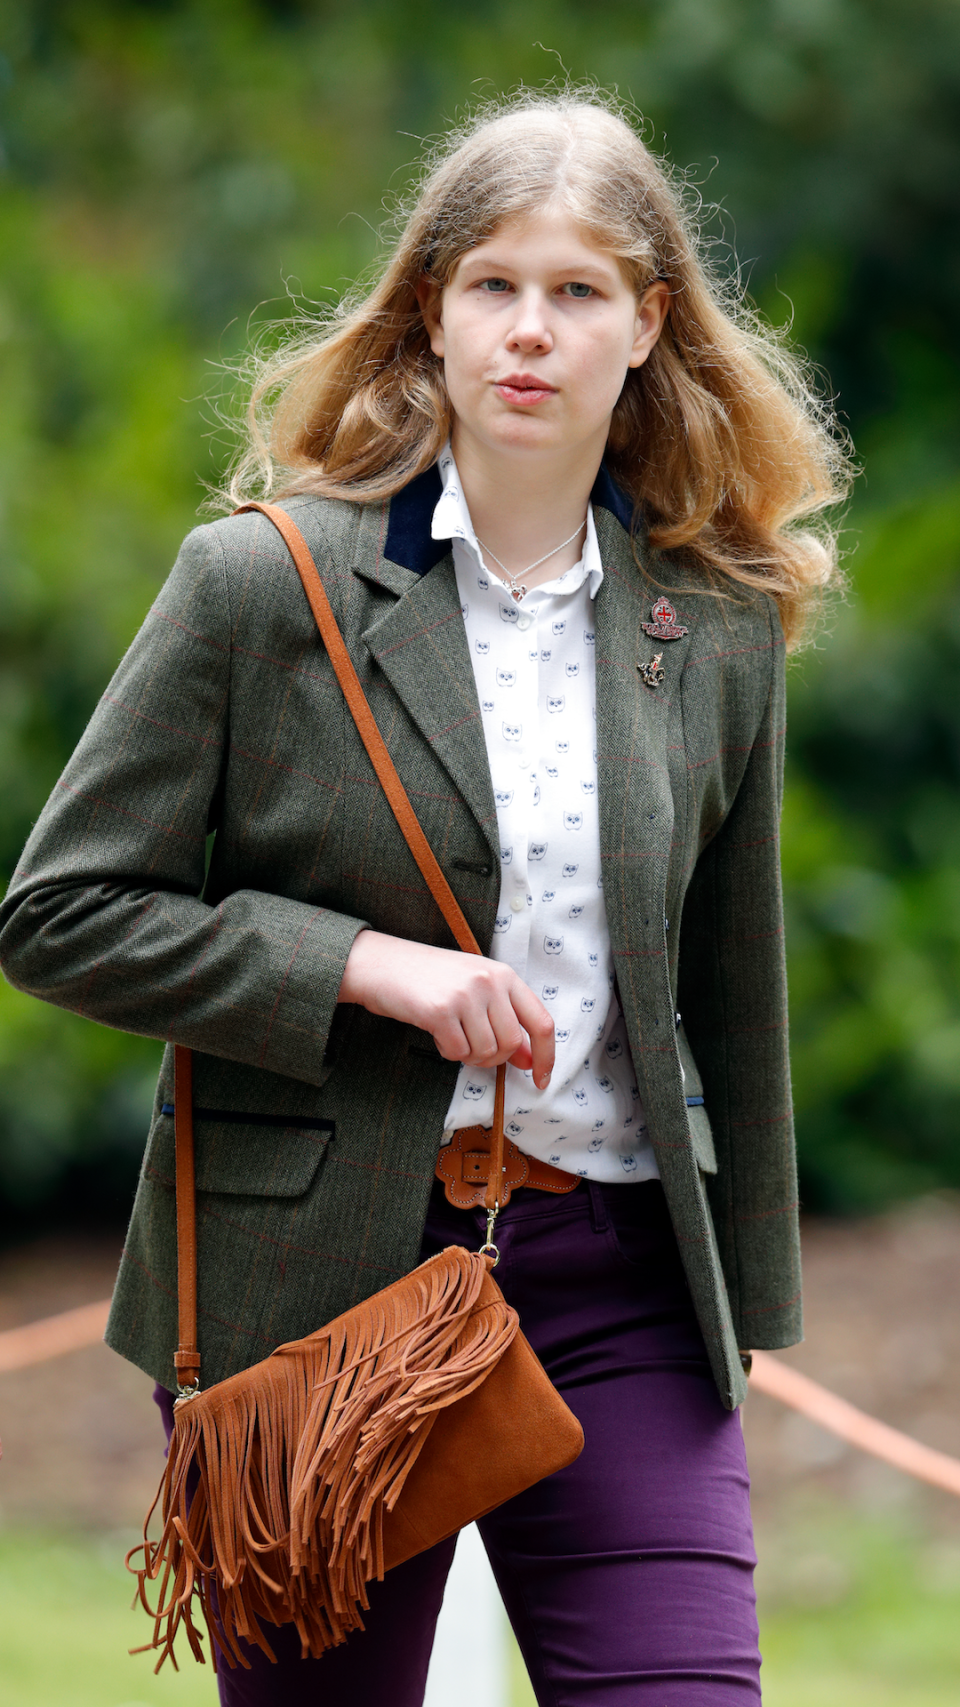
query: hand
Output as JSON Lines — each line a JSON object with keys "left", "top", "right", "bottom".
{"left": 337, "top": 930, "right": 555, "bottom": 1090}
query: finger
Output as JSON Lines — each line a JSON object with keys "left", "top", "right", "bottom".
{"left": 509, "top": 982, "right": 555, "bottom": 1090}
{"left": 507, "top": 1040, "right": 534, "bottom": 1073}
{"left": 431, "top": 1018, "right": 472, "bottom": 1063}
{"left": 429, "top": 968, "right": 513, "bottom": 1066}
{"left": 482, "top": 988, "right": 528, "bottom": 1067}
{"left": 455, "top": 1006, "right": 503, "bottom": 1068}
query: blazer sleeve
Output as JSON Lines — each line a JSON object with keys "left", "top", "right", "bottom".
{"left": 0, "top": 524, "right": 370, "bottom": 1087}
{"left": 677, "top": 601, "right": 802, "bottom": 1350}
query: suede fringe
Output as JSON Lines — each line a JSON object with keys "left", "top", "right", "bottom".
{"left": 128, "top": 1246, "right": 517, "bottom": 1671}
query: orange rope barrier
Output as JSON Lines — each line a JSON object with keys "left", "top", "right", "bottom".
{"left": 1, "top": 1303, "right": 958, "bottom": 1500}
{"left": 750, "top": 1349, "right": 960, "bottom": 1498}
{"left": 0, "top": 1299, "right": 110, "bottom": 1372}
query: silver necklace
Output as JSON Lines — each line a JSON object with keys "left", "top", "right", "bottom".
{"left": 475, "top": 519, "right": 587, "bottom": 603}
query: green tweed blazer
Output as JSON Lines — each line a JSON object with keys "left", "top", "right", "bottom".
{"left": 0, "top": 468, "right": 801, "bottom": 1410}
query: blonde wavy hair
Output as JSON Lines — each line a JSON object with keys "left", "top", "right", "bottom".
{"left": 226, "top": 89, "right": 853, "bottom": 648}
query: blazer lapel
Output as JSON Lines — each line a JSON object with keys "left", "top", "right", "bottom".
{"left": 356, "top": 465, "right": 650, "bottom": 874}
{"left": 593, "top": 508, "right": 698, "bottom": 1132}
{"left": 358, "top": 547, "right": 499, "bottom": 865}
{"left": 593, "top": 506, "right": 677, "bottom": 931}
{"left": 353, "top": 483, "right": 700, "bottom": 983}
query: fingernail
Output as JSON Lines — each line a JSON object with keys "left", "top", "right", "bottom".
{"left": 539, "top": 1072, "right": 551, "bottom": 1089}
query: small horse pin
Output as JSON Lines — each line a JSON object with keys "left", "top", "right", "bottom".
{"left": 638, "top": 652, "right": 665, "bottom": 689}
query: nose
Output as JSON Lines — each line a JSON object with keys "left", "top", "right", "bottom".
{"left": 506, "top": 288, "right": 553, "bottom": 354}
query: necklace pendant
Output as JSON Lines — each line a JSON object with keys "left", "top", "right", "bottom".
{"left": 510, "top": 584, "right": 527, "bottom": 603}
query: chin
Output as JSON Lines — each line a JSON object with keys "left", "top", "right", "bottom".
{"left": 482, "top": 416, "right": 565, "bottom": 456}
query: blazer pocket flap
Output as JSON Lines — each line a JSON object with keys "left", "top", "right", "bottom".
{"left": 150, "top": 1107, "right": 334, "bottom": 1197}
{"left": 687, "top": 1103, "right": 718, "bottom": 1175}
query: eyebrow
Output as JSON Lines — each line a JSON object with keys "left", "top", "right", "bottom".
{"left": 456, "top": 255, "right": 617, "bottom": 283}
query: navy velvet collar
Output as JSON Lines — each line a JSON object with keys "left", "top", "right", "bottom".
{"left": 383, "top": 461, "right": 635, "bottom": 576}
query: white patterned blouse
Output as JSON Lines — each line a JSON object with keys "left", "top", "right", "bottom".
{"left": 435, "top": 446, "right": 658, "bottom": 1185}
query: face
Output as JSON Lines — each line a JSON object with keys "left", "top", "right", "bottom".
{"left": 418, "top": 206, "right": 668, "bottom": 470}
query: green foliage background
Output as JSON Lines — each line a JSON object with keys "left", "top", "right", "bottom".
{"left": 1, "top": 0, "right": 959, "bottom": 1227}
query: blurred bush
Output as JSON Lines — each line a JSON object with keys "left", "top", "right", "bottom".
{"left": 1, "top": 0, "right": 959, "bottom": 1227}
{"left": 785, "top": 502, "right": 960, "bottom": 1209}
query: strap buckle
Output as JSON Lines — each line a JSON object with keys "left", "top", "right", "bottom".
{"left": 478, "top": 1202, "right": 501, "bottom": 1266}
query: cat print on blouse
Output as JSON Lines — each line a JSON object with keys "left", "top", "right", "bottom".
{"left": 431, "top": 445, "right": 657, "bottom": 1185}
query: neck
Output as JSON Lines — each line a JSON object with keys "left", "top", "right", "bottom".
{"left": 450, "top": 428, "right": 604, "bottom": 591}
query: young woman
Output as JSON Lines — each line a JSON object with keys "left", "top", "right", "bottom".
{"left": 0, "top": 92, "right": 849, "bottom": 1703}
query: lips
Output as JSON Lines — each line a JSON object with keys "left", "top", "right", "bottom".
{"left": 495, "top": 373, "right": 557, "bottom": 405}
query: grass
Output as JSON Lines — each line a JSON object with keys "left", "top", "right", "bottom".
{"left": 756, "top": 1510, "right": 960, "bottom": 1707}
{"left": 0, "top": 1529, "right": 217, "bottom": 1707}
{"left": 0, "top": 1516, "right": 958, "bottom": 1706}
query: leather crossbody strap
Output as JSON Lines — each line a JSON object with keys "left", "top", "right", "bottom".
{"left": 172, "top": 1045, "right": 199, "bottom": 1387}
{"left": 172, "top": 500, "right": 507, "bottom": 1392}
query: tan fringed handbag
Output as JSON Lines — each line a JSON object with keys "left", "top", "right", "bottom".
{"left": 128, "top": 503, "right": 584, "bottom": 1673}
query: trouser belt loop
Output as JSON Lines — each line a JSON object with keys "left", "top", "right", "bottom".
{"left": 587, "top": 1181, "right": 609, "bottom": 1234}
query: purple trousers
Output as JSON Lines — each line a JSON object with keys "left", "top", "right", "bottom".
{"left": 156, "top": 1177, "right": 761, "bottom": 1703}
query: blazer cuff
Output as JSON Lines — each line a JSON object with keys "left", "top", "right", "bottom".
{"left": 248, "top": 898, "right": 370, "bottom": 1085}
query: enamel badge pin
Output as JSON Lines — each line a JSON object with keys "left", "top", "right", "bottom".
{"left": 641, "top": 598, "right": 688, "bottom": 641}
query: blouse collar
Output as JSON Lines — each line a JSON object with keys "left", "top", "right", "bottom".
{"left": 430, "top": 443, "right": 605, "bottom": 600}
{"left": 383, "top": 450, "right": 634, "bottom": 578}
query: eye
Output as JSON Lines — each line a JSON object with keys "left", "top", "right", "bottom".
{"left": 562, "top": 281, "right": 595, "bottom": 298}
{"left": 479, "top": 277, "right": 512, "bottom": 294}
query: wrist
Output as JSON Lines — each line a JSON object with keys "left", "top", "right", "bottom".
{"left": 338, "top": 928, "right": 378, "bottom": 1005}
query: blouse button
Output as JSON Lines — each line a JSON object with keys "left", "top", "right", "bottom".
{"left": 517, "top": 612, "right": 533, "bottom": 631}
{"left": 510, "top": 895, "right": 525, "bottom": 913}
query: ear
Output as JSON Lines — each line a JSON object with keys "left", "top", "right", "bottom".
{"left": 627, "top": 281, "right": 670, "bottom": 370}
{"left": 415, "top": 276, "right": 445, "bottom": 358}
